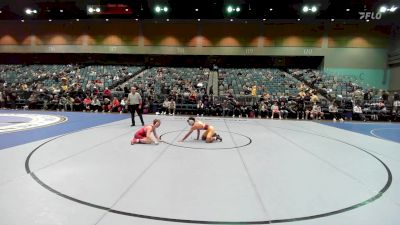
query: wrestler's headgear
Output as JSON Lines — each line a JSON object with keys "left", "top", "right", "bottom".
{"left": 187, "top": 117, "right": 195, "bottom": 125}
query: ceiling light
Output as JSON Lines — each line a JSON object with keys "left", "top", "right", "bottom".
{"left": 311, "top": 6, "right": 317, "bottom": 12}
{"left": 88, "top": 7, "right": 94, "bottom": 13}
{"left": 154, "top": 5, "right": 168, "bottom": 14}
{"left": 125, "top": 8, "right": 129, "bottom": 12}
{"left": 230, "top": 19, "right": 234, "bottom": 22}
{"left": 227, "top": 5, "right": 240, "bottom": 13}
{"left": 379, "top": 6, "right": 387, "bottom": 13}
{"left": 331, "top": 18, "right": 335, "bottom": 21}
{"left": 269, "top": 8, "right": 273, "bottom": 11}
{"left": 105, "top": 19, "right": 109, "bottom": 22}
{"left": 197, "top": 19, "right": 201, "bottom": 21}
{"left": 195, "top": 8, "right": 199, "bottom": 12}
{"left": 263, "top": 18, "right": 266, "bottom": 21}
{"left": 297, "top": 18, "right": 301, "bottom": 21}
{"left": 95, "top": 8, "right": 101, "bottom": 13}
{"left": 60, "top": 9, "right": 63, "bottom": 13}
{"left": 21, "top": 19, "right": 25, "bottom": 22}
{"left": 25, "top": 9, "right": 37, "bottom": 14}
{"left": 166, "top": 18, "right": 169, "bottom": 21}
{"left": 302, "top": 6, "right": 309, "bottom": 12}
{"left": 366, "top": 19, "right": 370, "bottom": 22}
{"left": 346, "top": 8, "right": 350, "bottom": 11}
{"left": 389, "top": 6, "right": 397, "bottom": 12}
{"left": 48, "top": 19, "right": 52, "bottom": 22}
{"left": 135, "top": 18, "right": 139, "bottom": 21}
{"left": 76, "top": 19, "right": 79, "bottom": 21}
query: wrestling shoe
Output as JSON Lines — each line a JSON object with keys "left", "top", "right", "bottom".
{"left": 216, "top": 134, "right": 222, "bottom": 142}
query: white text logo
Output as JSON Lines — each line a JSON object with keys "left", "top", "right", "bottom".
{"left": 359, "top": 12, "right": 382, "bottom": 20}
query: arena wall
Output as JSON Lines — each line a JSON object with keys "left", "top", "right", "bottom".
{"left": 0, "top": 20, "right": 392, "bottom": 89}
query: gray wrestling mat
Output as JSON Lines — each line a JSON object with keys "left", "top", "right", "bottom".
{"left": 0, "top": 115, "right": 399, "bottom": 225}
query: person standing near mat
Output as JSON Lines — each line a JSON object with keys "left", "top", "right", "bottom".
{"left": 131, "top": 119, "right": 161, "bottom": 145}
{"left": 179, "top": 117, "right": 222, "bottom": 143}
{"left": 126, "top": 86, "right": 145, "bottom": 126}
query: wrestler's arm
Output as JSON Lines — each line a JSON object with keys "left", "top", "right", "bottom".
{"left": 153, "top": 128, "right": 160, "bottom": 141}
{"left": 180, "top": 127, "right": 195, "bottom": 142}
{"left": 146, "top": 126, "right": 159, "bottom": 144}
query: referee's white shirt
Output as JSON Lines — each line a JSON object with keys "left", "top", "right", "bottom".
{"left": 127, "top": 92, "right": 142, "bottom": 105}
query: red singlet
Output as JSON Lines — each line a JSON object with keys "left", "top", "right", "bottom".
{"left": 135, "top": 125, "right": 152, "bottom": 139}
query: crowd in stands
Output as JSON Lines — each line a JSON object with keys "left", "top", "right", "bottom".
{"left": 1, "top": 64, "right": 399, "bottom": 122}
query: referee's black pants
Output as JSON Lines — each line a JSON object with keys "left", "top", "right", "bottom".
{"left": 128, "top": 104, "right": 144, "bottom": 126}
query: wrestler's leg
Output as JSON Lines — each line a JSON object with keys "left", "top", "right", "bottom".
{"left": 205, "top": 127, "right": 216, "bottom": 143}
{"left": 202, "top": 130, "right": 208, "bottom": 140}
{"left": 131, "top": 134, "right": 151, "bottom": 144}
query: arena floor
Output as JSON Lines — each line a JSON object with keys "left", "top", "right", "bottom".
{"left": 0, "top": 110, "right": 399, "bottom": 225}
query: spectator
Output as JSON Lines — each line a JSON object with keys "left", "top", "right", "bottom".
{"left": 83, "top": 96, "right": 92, "bottom": 111}
{"left": 352, "top": 88, "right": 364, "bottom": 105}
{"left": 103, "top": 87, "right": 112, "bottom": 99}
{"left": 102, "top": 98, "right": 111, "bottom": 112}
{"left": 91, "top": 95, "right": 102, "bottom": 112}
{"left": 169, "top": 98, "right": 176, "bottom": 116}
{"left": 73, "top": 96, "right": 83, "bottom": 111}
{"left": 329, "top": 102, "right": 343, "bottom": 122}
{"left": 393, "top": 98, "right": 400, "bottom": 115}
{"left": 280, "top": 102, "right": 289, "bottom": 119}
{"left": 353, "top": 104, "right": 366, "bottom": 121}
{"left": 382, "top": 90, "right": 389, "bottom": 101}
{"left": 271, "top": 102, "right": 281, "bottom": 119}
{"left": 394, "top": 92, "right": 399, "bottom": 101}
{"left": 0, "top": 90, "right": 5, "bottom": 109}
{"left": 296, "top": 96, "right": 305, "bottom": 120}
{"left": 197, "top": 100, "right": 204, "bottom": 117}
{"left": 109, "top": 97, "right": 121, "bottom": 113}
{"left": 120, "top": 97, "right": 127, "bottom": 113}
{"left": 310, "top": 92, "right": 319, "bottom": 104}
{"left": 310, "top": 102, "right": 324, "bottom": 120}
{"left": 161, "top": 98, "right": 170, "bottom": 115}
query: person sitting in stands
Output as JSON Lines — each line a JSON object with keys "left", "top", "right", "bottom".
{"left": 271, "top": 102, "right": 281, "bottom": 119}
{"left": 169, "top": 98, "right": 176, "bottom": 116}
{"left": 353, "top": 104, "right": 366, "bottom": 122}
{"left": 310, "top": 102, "right": 324, "bottom": 120}
{"left": 83, "top": 96, "right": 91, "bottom": 112}
{"left": 329, "top": 102, "right": 343, "bottom": 122}
{"left": 161, "top": 98, "right": 170, "bottom": 115}
{"left": 109, "top": 97, "right": 121, "bottom": 112}
{"left": 91, "top": 95, "right": 102, "bottom": 112}
{"left": 280, "top": 101, "right": 289, "bottom": 119}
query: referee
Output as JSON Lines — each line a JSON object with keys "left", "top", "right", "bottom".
{"left": 126, "top": 86, "right": 145, "bottom": 126}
